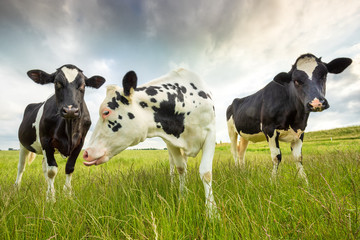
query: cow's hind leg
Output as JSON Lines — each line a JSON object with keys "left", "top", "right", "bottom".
{"left": 15, "top": 144, "right": 31, "bottom": 189}
{"left": 291, "top": 138, "right": 308, "bottom": 184}
{"left": 227, "top": 116, "right": 239, "bottom": 166}
{"left": 268, "top": 130, "right": 281, "bottom": 180}
{"left": 167, "top": 144, "right": 187, "bottom": 196}
{"left": 238, "top": 137, "right": 249, "bottom": 167}
{"left": 166, "top": 142, "right": 176, "bottom": 185}
{"left": 199, "top": 129, "right": 218, "bottom": 218}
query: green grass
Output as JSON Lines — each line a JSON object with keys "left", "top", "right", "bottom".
{"left": 0, "top": 126, "right": 359, "bottom": 239}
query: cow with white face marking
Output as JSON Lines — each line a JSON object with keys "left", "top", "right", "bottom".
{"left": 227, "top": 53, "right": 352, "bottom": 183}
{"left": 16, "top": 65, "right": 105, "bottom": 201}
{"left": 83, "top": 69, "right": 217, "bottom": 216}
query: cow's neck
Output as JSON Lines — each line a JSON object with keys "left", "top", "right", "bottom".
{"left": 57, "top": 114, "right": 82, "bottom": 155}
{"left": 290, "top": 97, "right": 310, "bottom": 131}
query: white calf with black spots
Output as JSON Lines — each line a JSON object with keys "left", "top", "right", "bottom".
{"left": 83, "top": 68, "right": 217, "bottom": 216}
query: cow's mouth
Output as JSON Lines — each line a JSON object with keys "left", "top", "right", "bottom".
{"left": 83, "top": 151, "right": 109, "bottom": 166}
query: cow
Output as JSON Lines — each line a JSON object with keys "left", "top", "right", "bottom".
{"left": 15, "top": 65, "right": 105, "bottom": 201}
{"left": 226, "top": 53, "right": 352, "bottom": 183}
{"left": 82, "top": 68, "right": 217, "bottom": 216}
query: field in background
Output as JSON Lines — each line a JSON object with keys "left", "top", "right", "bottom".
{"left": 0, "top": 126, "right": 359, "bottom": 239}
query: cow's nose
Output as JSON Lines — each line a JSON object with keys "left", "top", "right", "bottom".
{"left": 62, "top": 106, "right": 80, "bottom": 119}
{"left": 83, "top": 150, "right": 89, "bottom": 161}
{"left": 308, "top": 98, "right": 329, "bottom": 112}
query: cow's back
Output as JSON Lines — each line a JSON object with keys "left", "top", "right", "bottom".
{"left": 141, "top": 69, "right": 215, "bottom": 156}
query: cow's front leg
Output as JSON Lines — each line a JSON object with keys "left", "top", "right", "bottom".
{"left": 267, "top": 130, "right": 281, "bottom": 180}
{"left": 291, "top": 136, "right": 308, "bottom": 184}
{"left": 43, "top": 147, "right": 58, "bottom": 202}
{"left": 63, "top": 143, "right": 83, "bottom": 197}
{"left": 200, "top": 129, "right": 218, "bottom": 218}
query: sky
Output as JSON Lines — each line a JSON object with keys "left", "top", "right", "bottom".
{"left": 0, "top": 0, "right": 359, "bottom": 150}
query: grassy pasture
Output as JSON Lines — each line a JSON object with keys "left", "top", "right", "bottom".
{"left": 0, "top": 126, "right": 359, "bottom": 239}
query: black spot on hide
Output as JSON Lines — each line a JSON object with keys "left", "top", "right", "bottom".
{"left": 116, "top": 91, "right": 129, "bottom": 105}
{"left": 128, "top": 112, "right": 135, "bottom": 119}
{"left": 190, "top": 83, "right": 197, "bottom": 90}
{"left": 107, "top": 97, "right": 119, "bottom": 110}
{"left": 108, "top": 120, "right": 122, "bottom": 132}
{"left": 112, "top": 123, "right": 122, "bottom": 132}
{"left": 140, "top": 102, "right": 148, "bottom": 108}
{"left": 181, "top": 86, "right": 187, "bottom": 94}
{"left": 108, "top": 91, "right": 129, "bottom": 110}
{"left": 198, "top": 91, "right": 207, "bottom": 99}
{"left": 150, "top": 98, "right": 157, "bottom": 103}
{"left": 146, "top": 86, "right": 162, "bottom": 96}
{"left": 152, "top": 93, "right": 185, "bottom": 138}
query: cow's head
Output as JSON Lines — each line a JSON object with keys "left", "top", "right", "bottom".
{"left": 274, "top": 53, "right": 352, "bottom": 112}
{"left": 27, "top": 65, "right": 105, "bottom": 119}
{"left": 83, "top": 71, "right": 145, "bottom": 166}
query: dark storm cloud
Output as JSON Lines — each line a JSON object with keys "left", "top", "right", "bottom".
{"left": 0, "top": 0, "right": 359, "bottom": 149}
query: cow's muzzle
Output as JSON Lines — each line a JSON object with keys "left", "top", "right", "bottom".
{"left": 62, "top": 105, "right": 80, "bottom": 119}
{"left": 307, "top": 98, "right": 329, "bottom": 112}
{"left": 83, "top": 148, "right": 108, "bottom": 166}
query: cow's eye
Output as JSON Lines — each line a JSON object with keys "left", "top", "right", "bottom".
{"left": 56, "top": 82, "right": 63, "bottom": 89}
{"left": 78, "top": 83, "right": 85, "bottom": 92}
{"left": 294, "top": 80, "right": 303, "bottom": 86}
{"left": 102, "top": 109, "right": 111, "bottom": 119}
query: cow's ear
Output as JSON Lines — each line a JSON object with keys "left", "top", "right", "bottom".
{"left": 122, "top": 71, "right": 137, "bottom": 96}
{"left": 86, "top": 75, "right": 106, "bottom": 89}
{"left": 325, "top": 58, "right": 352, "bottom": 74}
{"left": 273, "top": 72, "right": 291, "bottom": 85}
{"left": 27, "top": 70, "right": 54, "bottom": 85}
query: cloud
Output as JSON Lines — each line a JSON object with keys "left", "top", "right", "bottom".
{"left": 0, "top": 0, "right": 359, "bottom": 149}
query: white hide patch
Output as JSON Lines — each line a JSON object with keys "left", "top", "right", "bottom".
{"left": 31, "top": 103, "right": 45, "bottom": 154}
{"left": 239, "top": 131, "right": 267, "bottom": 143}
{"left": 61, "top": 66, "right": 79, "bottom": 83}
{"left": 296, "top": 56, "right": 318, "bottom": 79}
{"left": 278, "top": 127, "right": 304, "bottom": 142}
{"left": 238, "top": 127, "right": 303, "bottom": 143}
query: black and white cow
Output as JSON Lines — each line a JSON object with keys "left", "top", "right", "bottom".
{"left": 83, "top": 69, "right": 217, "bottom": 215}
{"left": 16, "top": 65, "right": 105, "bottom": 201}
{"left": 226, "top": 53, "right": 352, "bottom": 183}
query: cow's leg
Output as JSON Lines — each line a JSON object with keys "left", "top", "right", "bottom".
{"left": 42, "top": 157, "right": 48, "bottom": 181}
{"left": 291, "top": 137, "right": 308, "bottom": 184}
{"left": 14, "top": 144, "right": 30, "bottom": 189}
{"left": 268, "top": 130, "right": 281, "bottom": 179}
{"left": 199, "top": 129, "right": 217, "bottom": 218}
{"left": 166, "top": 142, "right": 176, "bottom": 185}
{"left": 238, "top": 137, "right": 249, "bottom": 167}
{"left": 227, "top": 117, "right": 239, "bottom": 166}
{"left": 63, "top": 143, "right": 83, "bottom": 197}
{"left": 166, "top": 144, "right": 187, "bottom": 196}
{"left": 43, "top": 147, "right": 58, "bottom": 202}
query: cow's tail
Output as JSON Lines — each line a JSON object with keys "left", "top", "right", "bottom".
{"left": 27, "top": 152, "right": 36, "bottom": 165}
{"left": 226, "top": 103, "right": 233, "bottom": 121}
